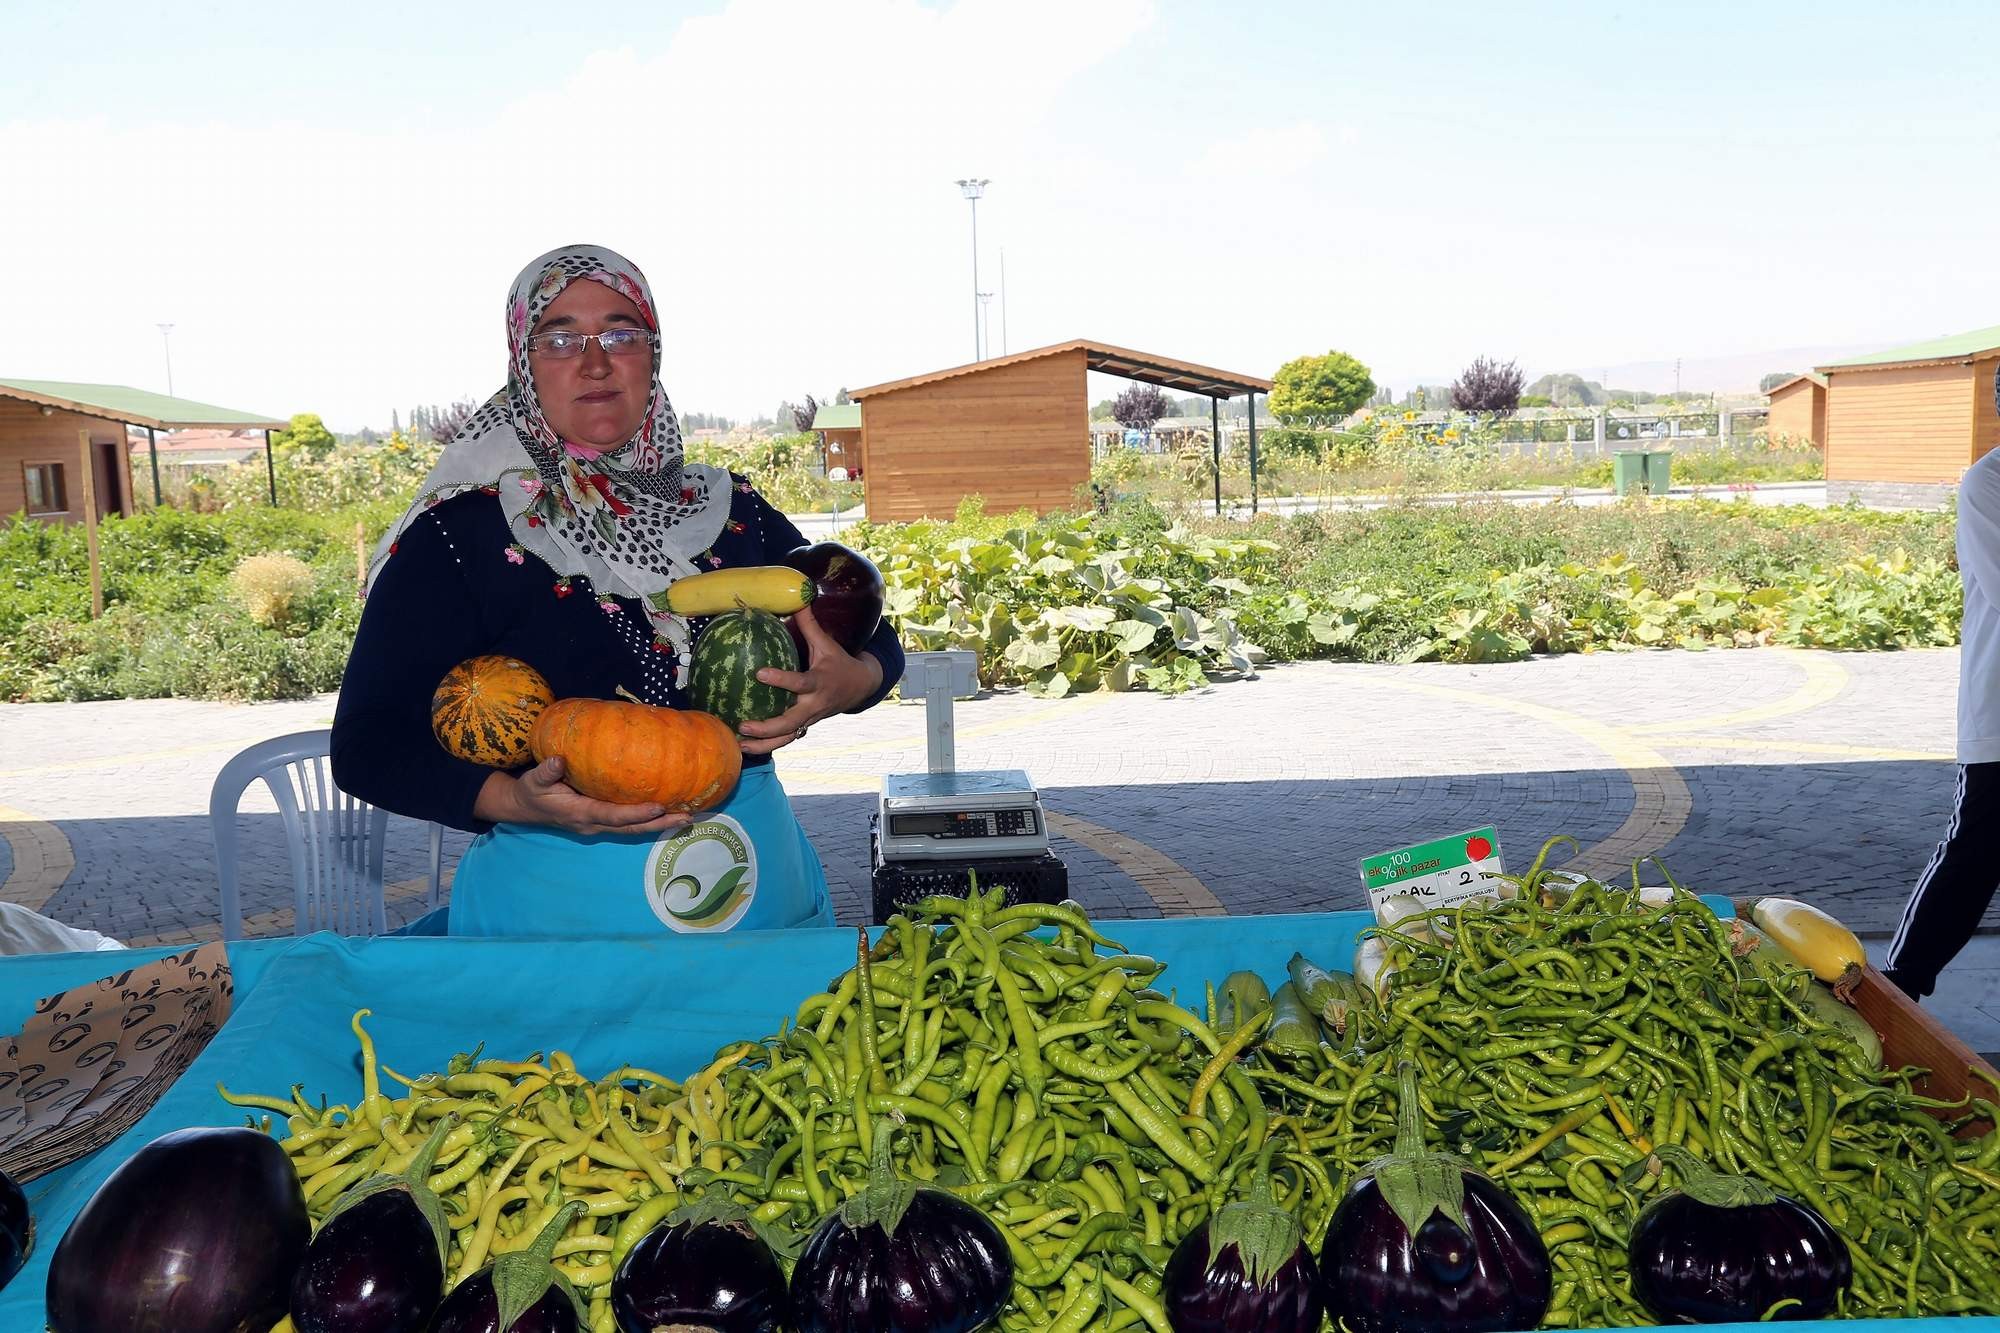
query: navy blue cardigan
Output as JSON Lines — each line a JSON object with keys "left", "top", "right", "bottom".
{"left": 330, "top": 479, "right": 902, "bottom": 833}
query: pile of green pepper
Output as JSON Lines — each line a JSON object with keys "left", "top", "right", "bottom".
{"left": 236, "top": 891, "right": 1337, "bottom": 1332}
{"left": 694, "top": 891, "right": 1339, "bottom": 1331}
{"left": 1313, "top": 857, "right": 2000, "bottom": 1325}
{"left": 238, "top": 874, "right": 1998, "bottom": 1330}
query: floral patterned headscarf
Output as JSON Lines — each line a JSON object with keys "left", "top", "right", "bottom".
{"left": 368, "top": 244, "right": 732, "bottom": 683}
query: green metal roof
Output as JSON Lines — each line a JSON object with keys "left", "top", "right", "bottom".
{"left": 811, "top": 403, "right": 862, "bottom": 430}
{"left": 0, "top": 378, "right": 285, "bottom": 429}
{"left": 1819, "top": 325, "right": 2000, "bottom": 370}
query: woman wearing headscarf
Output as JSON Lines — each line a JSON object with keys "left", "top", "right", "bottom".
{"left": 330, "top": 244, "right": 902, "bottom": 937}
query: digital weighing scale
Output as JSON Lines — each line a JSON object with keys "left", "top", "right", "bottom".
{"left": 869, "top": 652, "right": 1068, "bottom": 921}
{"left": 877, "top": 770, "right": 1049, "bottom": 862}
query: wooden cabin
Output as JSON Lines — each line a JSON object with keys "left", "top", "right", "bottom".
{"left": 1819, "top": 326, "right": 2000, "bottom": 507}
{"left": 1763, "top": 373, "right": 1827, "bottom": 446}
{"left": 0, "top": 379, "right": 285, "bottom": 520}
{"left": 809, "top": 402, "right": 862, "bottom": 478}
{"left": 849, "top": 340, "right": 1272, "bottom": 522}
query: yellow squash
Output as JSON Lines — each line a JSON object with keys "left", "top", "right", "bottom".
{"left": 1750, "top": 897, "right": 1866, "bottom": 997}
{"left": 666, "top": 565, "right": 816, "bottom": 617}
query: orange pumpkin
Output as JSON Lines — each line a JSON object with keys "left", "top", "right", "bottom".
{"left": 529, "top": 698, "right": 742, "bottom": 812}
{"left": 431, "top": 656, "right": 556, "bottom": 768}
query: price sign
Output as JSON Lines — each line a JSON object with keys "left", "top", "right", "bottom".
{"left": 1359, "top": 827, "right": 1504, "bottom": 919}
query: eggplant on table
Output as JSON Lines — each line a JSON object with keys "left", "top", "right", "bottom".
{"left": 1162, "top": 1140, "right": 1323, "bottom": 1333}
{"left": 46, "top": 1125, "right": 309, "bottom": 1333}
{"left": 0, "top": 1165, "right": 27, "bottom": 1293}
{"left": 1628, "top": 1145, "right": 1852, "bottom": 1323}
{"left": 610, "top": 1192, "right": 792, "bottom": 1333}
{"left": 427, "top": 1201, "right": 590, "bottom": 1333}
{"left": 788, "top": 1128, "right": 1013, "bottom": 1333}
{"left": 291, "top": 1113, "right": 458, "bottom": 1333}
{"left": 1318, "top": 1063, "right": 1552, "bottom": 1333}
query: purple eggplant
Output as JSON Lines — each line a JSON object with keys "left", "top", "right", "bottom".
{"left": 610, "top": 1194, "right": 791, "bottom": 1333}
{"left": 781, "top": 542, "right": 885, "bottom": 660}
{"left": 790, "top": 1130, "right": 1012, "bottom": 1333}
{"left": 1629, "top": 1145, "right": 1851, "bottom": 1323}
{"left": 1162, "top": 1146, "right": 1323, "bottom": 1333}
{"left": 0, "top": 1165, "right": 28, "bottom": 1291}
{"left": 1319, "top": 1063, "right": 1551, "bottom": 1333}
{"left": 429, "top": 1201, "right": 588, "bottom": 1333}
{"left": 47, "top": 1124, "right": 309, "bottom": 1333}
{"left": 293, "top": 1114, "right": 458, "bottom": 1333}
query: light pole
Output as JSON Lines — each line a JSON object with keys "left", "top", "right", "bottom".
{"left": 157, "top": 323, "right": 176, "bottom": 396}
{"left": 956, "top": 178, "right": 988, "bottom": 361}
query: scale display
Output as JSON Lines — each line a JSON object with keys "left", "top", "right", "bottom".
{"left": 877, "top": 769, "right": 1051, "bottom": 862}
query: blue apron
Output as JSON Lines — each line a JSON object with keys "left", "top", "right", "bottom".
{"left": 446, "top": 764, "right": 833, "bottom": 937}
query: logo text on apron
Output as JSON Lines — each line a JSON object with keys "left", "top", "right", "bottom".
{"left": 644, "top": 815, "right": 759, "bottom": 933}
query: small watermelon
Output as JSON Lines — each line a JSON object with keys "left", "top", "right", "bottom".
{"left": 690, "top": 607, "right": 799, "bottom": 731}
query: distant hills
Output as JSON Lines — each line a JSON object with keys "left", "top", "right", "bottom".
{"left": 1383, "top": 340, "right": 1905, "bottom": 410}
{"left": 1537, "top": 343, "right": 1890, "bottom": 399}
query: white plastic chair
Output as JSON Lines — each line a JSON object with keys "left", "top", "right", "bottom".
{"left": 209, "top": 730, "right": 442, "bottom": 940}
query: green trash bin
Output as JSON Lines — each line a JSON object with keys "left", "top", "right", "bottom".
{"left": 1645, "top": 450, "right": 1673, "bottom": 496}
{"left": 1612, "top": 450, "right": 1650, "bottom": 497}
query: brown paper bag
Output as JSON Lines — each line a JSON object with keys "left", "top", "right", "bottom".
{"left": 0, "top": 943, "right": 233, "bottom": 1182}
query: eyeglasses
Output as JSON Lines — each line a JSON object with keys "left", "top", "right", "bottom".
{"left": 524, "top": 328, "right": 657, "bottom": 359}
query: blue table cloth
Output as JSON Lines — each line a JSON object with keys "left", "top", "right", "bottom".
{"left": 0, "top": 904, "right": 1989, "bottom": 1333}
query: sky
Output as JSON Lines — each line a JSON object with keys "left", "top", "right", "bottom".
{"left": 2, "top": 0, "right": 1995, "bottom": 431}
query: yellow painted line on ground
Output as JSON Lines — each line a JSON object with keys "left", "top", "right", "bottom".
{"left": 1623, "top": 651, "right": 1849, "bottom": 736}
{"left": 1350, "top": 676, "right": 1693, "bottom": 880}
{"left": 0, "top": 802, "right": 75, "bottom": 911}
{"left": 1045, "top": 812, "right": 1226, "bottom": 917}
{"left": 1648, "top": 735, "right": 1954, "bottom": 762}
{"left": 0, "top": 694, "right": 1106, "bottom": 782}
{"left": 127, "top": 868, "right": 451, "bottom": 948}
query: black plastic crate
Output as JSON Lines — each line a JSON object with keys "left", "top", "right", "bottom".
{"left": 869, "top": 822, "right": 1068, "bottom": 922}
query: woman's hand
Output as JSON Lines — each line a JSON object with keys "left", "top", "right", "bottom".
{"left": 737, "top": 605, "right": 884, "bottom": 756}
{"left": 474, "top": 758, "right": 692, "bottom": 836}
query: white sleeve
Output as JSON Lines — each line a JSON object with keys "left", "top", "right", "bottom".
{"left": 1960, "top": 452, "right": 2000, "bottom": 604}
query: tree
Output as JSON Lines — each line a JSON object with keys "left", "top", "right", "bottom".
{"left": 430, "top": 398, "right": 478, "bottom": 445}
{"left": 1090, "top": 398, "right": 1119, "bottom": 422}
{"left": 1449, "top": 357, "right": 1526, "bottom": 414}
{"left": 834, "top": 387, "right": 853, "bottom": 405}
{"left": 1111, "top": 384, "right": 1172, "bottom": 433}
{"left": 390, "top": 408, "right": 401, "bottom": 433}
{"left": 1518, "top": 394, "right": 1554, "bottom": 408}
{"left": 1523, "top": 372, "right": 1602, "bottom": 408}
{"left": 791, "top": 394, "right": 820, "bottom": 432}
{"left": 1760, "top": 370, "right": 1802, "bottom": 393}
{"left": 273, "top": 412, "right": 336, "bottom": 458}
{"left": 1269, "top": 350, "right": 1375, "bottom": 427}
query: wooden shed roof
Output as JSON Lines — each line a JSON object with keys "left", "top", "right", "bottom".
{"left": 810, "top": 403, "right": 862, "bottom": 430}
{"left": 1818, "top": 325, "right": 2000, "bottom": 373}
{"left": 851, "top": 339, "right": 1273, "bottom": 401}
{"left": 1764, "top": 372, "right": 1828, "bottom": 396}
{"left": 0, "top": 378, "right": 285, "bottom": 430}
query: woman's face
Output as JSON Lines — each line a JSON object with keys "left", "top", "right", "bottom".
{"left": 530, "top": 278, "right": 653, "bottom": 450}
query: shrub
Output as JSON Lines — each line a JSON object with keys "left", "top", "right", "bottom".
{"left": 229, "top": 553, "right": 318, "bottom": 630}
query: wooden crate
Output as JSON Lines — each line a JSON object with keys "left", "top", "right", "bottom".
{"left": 1849, "top": 964, "right": 1998, "bottom": 1138}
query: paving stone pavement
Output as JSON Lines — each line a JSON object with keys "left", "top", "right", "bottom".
{"left": 1, "top": 648, "right": 1992, "bottom": 1026}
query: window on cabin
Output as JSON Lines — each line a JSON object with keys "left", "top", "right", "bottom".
{"left": 24, "top": 462, "right": 68, "bottom": 515}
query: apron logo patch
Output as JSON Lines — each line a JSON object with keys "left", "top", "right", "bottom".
{"left": 645, "top": 815, "right": 758, "bottom": 933}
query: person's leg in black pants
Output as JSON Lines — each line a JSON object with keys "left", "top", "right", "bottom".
{"left": 1884, "top": 763, "right": 2000, "bottom": 1000}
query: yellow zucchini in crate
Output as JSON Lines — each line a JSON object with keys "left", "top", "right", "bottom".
{"left": 1749, "top": 897, "right": 1866, "bottom": 997}
{"left": 666, "top": 566, "right": 816, "bottom": 617}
